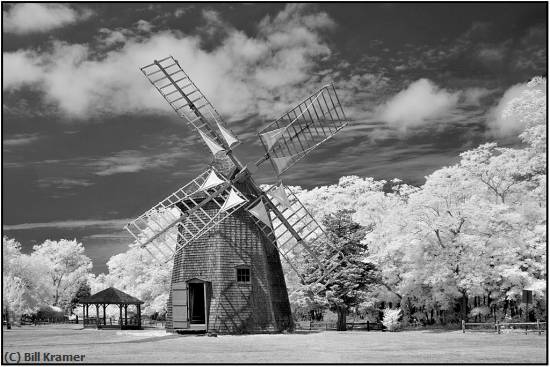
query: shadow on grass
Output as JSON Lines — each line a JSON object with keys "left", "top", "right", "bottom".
{"left": 123, "top": 335, "right": 183, "bottom": 343}
{"left": 291, "top": 330, "right": 324, "bottom": 335}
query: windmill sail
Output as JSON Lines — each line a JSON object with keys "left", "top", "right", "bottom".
{"left": 199, "top": 130, "right": 225, "bottom": 156}
{"left": 220, "top": 188, "right": 247, "bottom": 212}
{"left": 125, "top": 167, "right": 248, "bottom": 263}
{"left": 258, "top": 84, "right": 349, "bottom": 175}
{"left": 259, "top": 127, "right": 286, "bottom": 150}
{"left": 140, "top": 56, "right": 239, "bottom": 152}
{"left": 199, "top": 169, "right": 224, "bottom": 191}
{"left": 270, "top": 183, "right": 292, "bottom": 209}
{"left": 217, "top": 121, "right": 240, "bottom": 149}
{"left": 247, "top": 199, "right": 272, "bottom": 228}
{"left": 246, "top": 184, "right": 345, "bottom": 286}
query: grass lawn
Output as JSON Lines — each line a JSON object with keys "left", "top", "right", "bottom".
{"left": 2, "top": 325, "right": 547, "bottom": 364}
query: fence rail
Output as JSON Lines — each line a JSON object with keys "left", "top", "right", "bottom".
{"left": 462, "top": 320, "right": 546, "bottom": 335}
{"left": 296, "top": 320, "right": 384, "bottom": 331}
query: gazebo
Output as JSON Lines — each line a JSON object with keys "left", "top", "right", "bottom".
{"left": 80, "top": 287, "right": 144, "bottom": 330}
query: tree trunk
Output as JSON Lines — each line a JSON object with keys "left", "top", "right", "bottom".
{"left": 401, "top": 298, "right": 410, "bottom": 327}
{"left": 54, "top": 287, "right": 60, "bottom": 306}
{"left": 5, "top": 306, "right": 11, "bottom": 330}
{"left": 336, "top": 306, "right": 347, "bottom": 331}
{"left": 461, "top": 291, "right": 468, "bottom": 322}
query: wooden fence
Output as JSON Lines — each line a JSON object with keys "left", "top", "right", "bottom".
{"left": 462, "top": 320, "right": 546, "bottom": 335}
{"left": 296, "top": 320, "right": 384, "bottom": 331}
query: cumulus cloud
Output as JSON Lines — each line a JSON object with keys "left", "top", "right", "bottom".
{"left": 3, "top": 50, "right": 44, "bottom": 89}
{"left": 135, "top": 19, "right": 153, "bottom": 33}
{"left": 3, "top": 4, "right": 336, "bottom": 122}
{"left": 376, "top": 79, "right": 460, "bottom": 129}
{"left": 96, "top": 28, "right": 128, "bottom": 47}
{"left": 486, "top": 81, "right": 533, "bottom": 138}
{"left": 3, "top": 3, "right": 92, "bottom": 34}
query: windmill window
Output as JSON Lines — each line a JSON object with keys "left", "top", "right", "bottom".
{"left": 236, "top": 268, "right": 250, "bottom": 283}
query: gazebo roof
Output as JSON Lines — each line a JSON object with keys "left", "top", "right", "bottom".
{"left": 80, "top": 287, "right": 144, "bottom": 305}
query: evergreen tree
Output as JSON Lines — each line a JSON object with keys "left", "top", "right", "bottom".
{"left": 298, "top": 209, "right": 378, "bottom": 331}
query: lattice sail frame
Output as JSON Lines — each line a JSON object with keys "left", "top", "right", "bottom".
{"left": 125, "top": 167, "right": 248, "bottom": 263}
{"left": 247, "top": 185, "right": 343, "bottom": 285}
{"left": 258, "top": 84, "right": 348, "bottom": 175}
{"left": 141, "top": 56, "right": 240, "bottom": 150}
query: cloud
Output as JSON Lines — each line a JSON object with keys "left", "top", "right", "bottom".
{"left": 2, "top": 50, "right": 44, "bottom": 89}
{"left": 96, "top": 28, "right": 128, "bottom": 47}
{"left": 3, "top": 133, "right": 40, "bottom": 147}
{"left": 3, "top": 4, "right": 336, "bottom": 122}
{"left": 462, "top": 87, "right": 493, "bottom": 106}
{"left": 486, "top": 81, "right": 533, "bottom": 138}
{"left": 89, "top": 148, "right": 188, "bottom": 176}
{"left": 135, "top": 19, "right": 153, "bottom": 33}
{"left": 3, "top": 218, "right": 131, "bottom": 231}
{"left": 174, "top": 7, "right": 189, "bottom": 18}
{"left": 476, "top": 46, "right": 505, "bottom": 64}
{"left": 3, "top": 3, "right": 92, "bottom": 34}
{"left": 376, "top": 79, "right": 460, "bottom": 129}
{"left": 36, "top": 177, "right": 94, "bottom": 189}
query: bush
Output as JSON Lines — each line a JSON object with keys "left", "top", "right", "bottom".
{"left": 382, "top": 308, "right": 402, "bottom": 331}
{"left": 35, "top": 305, "right": 66, "bottom": 322}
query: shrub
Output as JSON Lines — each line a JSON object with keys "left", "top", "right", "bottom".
{"left": 382, "top": 308, "right": 402, "bottom": 331}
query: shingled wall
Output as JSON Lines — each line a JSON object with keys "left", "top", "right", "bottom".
{"left": 165, "top": 189, "right": 294, "bottom": 334}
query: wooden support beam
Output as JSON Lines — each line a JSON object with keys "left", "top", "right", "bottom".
{"left": 95, "top": 304, "right": 100, "bottom": 328}
{"left": 137, "top": 304, "right": 141, "bottom": 329}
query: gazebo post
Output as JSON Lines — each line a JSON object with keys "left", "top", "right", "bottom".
{"left": 124, "top": 304, "right": 128, "bottom": 326}
{"left": 119, "top": 304, "right": 123, "bottom": 329}
{"left": 103, "top": 304, "right": 107, "bottom": 326}
{"left": 137, "top": 304, "right": 141, "bottom": 329}
{"left": 95, "top": 304, "right": 100, "bottom": 328}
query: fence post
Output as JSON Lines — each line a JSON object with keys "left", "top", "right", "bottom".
{"left": 497, "top": 321, "right": 500, "bottom": 334}
{"left": 462, "top": 320, "right": 465, "bottom": 333}
{"left": 537, "top": 320, "right": 540, "bottom": 335}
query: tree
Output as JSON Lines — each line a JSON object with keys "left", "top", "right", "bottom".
{"left": 70, "top": 282, "right": 91, "bottom": 321}
{"left": 31, "top": 239, "right": 92, "bottom": 310}
{"left": 295, "top": 210, "right": 378, "bottom": 331}
{"left": 102, "top": 246, "right": 172, "bottom": 316}
{"left": 2, "top": 236, "right": 50, "bottom": 323}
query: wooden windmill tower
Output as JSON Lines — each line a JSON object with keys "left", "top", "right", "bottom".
{"left": 125, "top": 56, "right": 349, "bottom": 334}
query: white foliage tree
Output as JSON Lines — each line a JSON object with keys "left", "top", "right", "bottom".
{"left": 2, "top": 236, "right": 50, "bottom": 319}
{"left": 30, "top": 239, "right": 93, "bottom": 310}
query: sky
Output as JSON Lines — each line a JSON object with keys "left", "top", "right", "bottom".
{"left": 2, "top": 2, "right": 547, "bottom": 274}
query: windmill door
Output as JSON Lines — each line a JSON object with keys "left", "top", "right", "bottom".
{"left": 172, "top": 281, "right": 189, "bottom": 329}
{"left": 188, "top": 280, "right": 209, "bottom": 330}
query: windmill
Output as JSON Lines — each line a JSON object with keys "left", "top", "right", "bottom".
{"left": 125, "top": 56, "right": 349, "bottom": 334}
